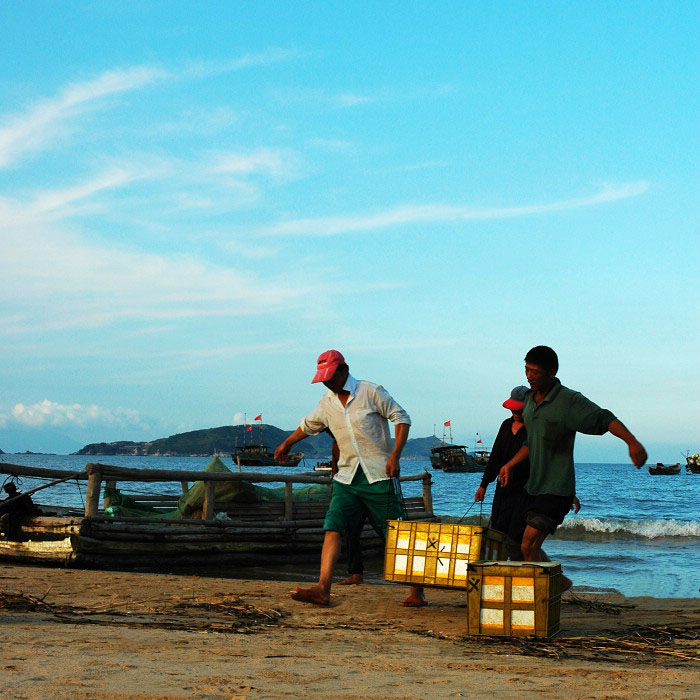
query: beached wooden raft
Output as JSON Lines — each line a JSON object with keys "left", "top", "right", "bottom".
{"left": 0, "top": 462, "right": 435, "bottom": 568}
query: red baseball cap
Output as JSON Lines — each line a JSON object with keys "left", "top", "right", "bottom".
{"left": 503, "top": 385, "right": 528, "bottom": 410}
{"left": 312, "top": 349, "right": 345, "bottom": 384}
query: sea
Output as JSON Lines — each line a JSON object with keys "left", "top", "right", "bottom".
{"left": 2, "top": 454, "right": 698, "bottom": 599}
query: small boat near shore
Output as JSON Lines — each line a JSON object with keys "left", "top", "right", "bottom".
{"left": 648, "top": 462, "right": 681, "bottom": 475}
{"left": 231, "top": 442, "right": 303, "bottom": 467}
{"left": 0, "top": 460, "right": 436, "bottom": 569}
{"left": 430, "top": 422, "right": 485, "bottom": 473}
{"left": 430, "top": 444, "right": 484, "bottom": 473}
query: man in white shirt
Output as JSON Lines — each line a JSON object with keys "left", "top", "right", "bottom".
{"left": 275, "top": 349, "right": 426, "bottom": 606}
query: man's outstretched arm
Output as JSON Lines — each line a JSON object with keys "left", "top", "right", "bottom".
{"left": 274, "top": 427, "right": 308, "bottom": 464}
{"left": 608, "top": 419, "right": 647, "bottom": 467}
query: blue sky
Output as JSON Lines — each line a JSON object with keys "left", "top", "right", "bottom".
{"left": 1, "top": 1, "right": 698, "bottom": 461}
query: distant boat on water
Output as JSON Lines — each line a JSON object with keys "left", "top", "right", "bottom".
{"left": 232, "top": 421, "right": 303, "bottom": 467}
{"left": 648, "top": 462, "right": 681, "bottom": 475}
{"left": 469, "top": 434, "right": 491, "bottom": 465}
{"left": 685, "top": 452, "right": 700, "bottom": 474}
{"left": 430, "top": 422, "right": 484, "bottom": 473}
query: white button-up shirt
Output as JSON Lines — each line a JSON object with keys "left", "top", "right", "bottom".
{"left": 300, "top": 374, "right": 411, "bottom": 484}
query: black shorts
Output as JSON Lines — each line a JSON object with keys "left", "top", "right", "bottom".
{"left": 508, "top": 491, "right": 574, "bottom": 543}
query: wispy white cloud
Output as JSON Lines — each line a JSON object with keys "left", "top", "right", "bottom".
{"left": 260, "top": 182, "right": 651, "bottom": 237}
{"left": 0, "top": 193, "right": 333, "bottom": 333}
{"left": 0, "top": 66, "right": 169, "bottom": 168}
{"left": 184, "top": 48, "right": 304, "bottom": 79}
{"left": 337, "top": 94, "right": 374, "bottom": 107}
{"left": 207, "top": 148, "right": 302, "bottom": 179}
{"left": 4, "top": 399, "right": 142, "bottom": 429}
{"left": 0, "top": 49, "right": 301, "bottom": 169}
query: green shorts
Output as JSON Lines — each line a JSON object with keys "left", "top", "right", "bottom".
{"left": 323, "top": 469, "right": 405, "bottom": 535}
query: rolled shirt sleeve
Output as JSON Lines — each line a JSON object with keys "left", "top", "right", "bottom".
{"left": 299, "top": 375, "right": 411, "bottom": 484}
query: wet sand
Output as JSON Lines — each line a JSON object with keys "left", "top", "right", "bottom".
{"left": 1, "top": 563, "right": 698, "bottom": 699}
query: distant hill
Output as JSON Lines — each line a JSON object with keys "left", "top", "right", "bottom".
{"left": 74, "top": 424, "right": 436, "bottom": 459}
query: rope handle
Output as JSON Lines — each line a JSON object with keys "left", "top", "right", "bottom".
{"left": 458, "top": 497, "right": 486, "bottom": 524}
{"left": 389, "top": 476, "right": 407, "bottom": 521}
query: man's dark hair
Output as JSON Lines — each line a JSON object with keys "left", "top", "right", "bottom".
{"left": 525, "top": 346, "right": 559, "bottom": 373}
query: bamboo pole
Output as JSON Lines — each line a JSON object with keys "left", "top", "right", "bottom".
{"left": 0, "top": 463, "right": 88, "bottom": 480}
{"left": 0, "top": 472, "right": 82, "bottom": 507}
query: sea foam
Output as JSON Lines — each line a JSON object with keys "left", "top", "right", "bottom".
{"left": 558, "top": 517, "right": 700, "bottom": 539}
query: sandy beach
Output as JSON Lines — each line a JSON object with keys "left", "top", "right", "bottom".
{"left": 0, "top": 564, "right": 698, "bottom": 699}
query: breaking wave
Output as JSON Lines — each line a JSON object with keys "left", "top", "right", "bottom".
{"left": 557, "top": 517, "right": 700, "bottom": 540}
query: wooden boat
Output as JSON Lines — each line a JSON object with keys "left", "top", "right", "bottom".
{"left": 0, "top": 461, "right": 435, "bottom": 569}
{"left": 469, "top": 448, "right": 491, "bottom": 466}
{"left": 429, "top": 422, "right": 484, "bottom": 473}
{"left": 685, "top": 452, "right": 700, "bottom": 474}
{"left": 468, "top": 434, "right": 490, "bottom": 465}
{"left": 231, "top": 442, "right": 303, "bottom": 467}
{"left": 648, "top": 462, "right": 681, "bottom": 475}
{"left": 431, "top": 444, "right": 484, "bottom": 473}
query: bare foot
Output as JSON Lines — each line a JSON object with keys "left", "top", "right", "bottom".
{"left": 338, "top": 574, "right": 363, "bottom": 585}
{"left": 401, "top": 590, "right": 428, "bottom": 607}
{"left": 290, "top": 586, "right": 330, "bottom": 605}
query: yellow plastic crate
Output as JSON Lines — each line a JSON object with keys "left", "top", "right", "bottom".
{"left": 383, "top": 520, "right": 506, "bottom": 588}
{"left": 466, "top": 561, "right": 562, "bottom": 638}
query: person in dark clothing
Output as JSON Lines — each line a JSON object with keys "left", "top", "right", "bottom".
{"left": 474, "top": 386, "right": 531, "bottom": 559}
{"left": 474, "top": 385, "right": 581, "bottom": 560}
{"left": 0, "top": 481, "right": 41, "bottom": 541}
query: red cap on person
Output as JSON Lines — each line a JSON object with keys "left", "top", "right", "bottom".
{"left": 503, "top": 385, "right": 528, "bottom": 410}
{"left": 312, "top": 349, "right": 345, "bottom": 384}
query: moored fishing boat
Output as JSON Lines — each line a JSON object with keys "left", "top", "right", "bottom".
{"left": 430, "top": 421, "right": 485, "bottom": 473}
{"left": 468, "top": 434, "right": 491, "bottom": 465}
{"left": 685, "top": 452, "right": 700, "bottom": 474}
{"left": 0, "top": 460, "right": 435, "bottom": 568}
{"left": 232, "top": 441, "right": 303, "bottom": 467}
{"left": 648, "top": 462, "right": 681, "bottom": 475}
{"left": 231, "top": 420, "right": 303, "bottom": 467}
{"left": 431, "top": 444, "right": 484, "bottom": 473}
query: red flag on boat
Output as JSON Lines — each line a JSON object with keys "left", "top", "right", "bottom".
{"left": 254, "top": 414, "right": 262, "bottom": 421}
{"left": 476, "top": 439, "right": 482, "bottom": 444}
{"left": 444, "top": 420, "right": 451, "bottom": 427}
{"left": 246, "top": 425, "right": 253, "bottom": 432}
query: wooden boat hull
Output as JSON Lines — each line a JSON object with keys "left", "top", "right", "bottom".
{"left": 231, "top": 452, "right": 303, "bottom": 467}
{"left": 648, "top": 463, "right": 681, "bottom": 475}
{"left": 0, "top": 462, "right": 436, "bottom": 569}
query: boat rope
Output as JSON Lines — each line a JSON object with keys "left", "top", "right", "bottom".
{"left": 75, "top": 476, "right": 85, "bottom": 509}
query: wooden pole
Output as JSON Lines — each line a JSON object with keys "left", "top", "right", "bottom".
{"left": 202, "top": 481, "right": 216, "bottom": 521}
{"left": 284, "top": 482, "right": 294, "bottom": 521}
{"left": 103, "top": 480, "right": 116, "bottom": 510}
{"left": 422, "top": 473, "right": 433, "bottom": 517}
{"left": 84, "top": 468, "right": 103, "bottom": 517}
